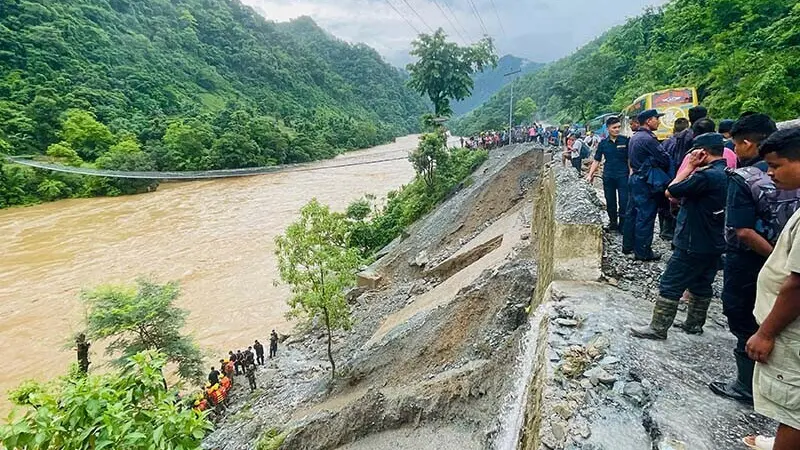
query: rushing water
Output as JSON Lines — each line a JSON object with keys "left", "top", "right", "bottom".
{"left": 0, "top": 135, "right": 422, "bottom": 409}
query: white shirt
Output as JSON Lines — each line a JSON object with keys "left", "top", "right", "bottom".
{"left": 755, "top": 208, "right": 800, "bottom": 339}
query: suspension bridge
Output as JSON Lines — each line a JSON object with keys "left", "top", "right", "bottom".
{"left": 2, "top": 154, "right": 410, "bottom": 180}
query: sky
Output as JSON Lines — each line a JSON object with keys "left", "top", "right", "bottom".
{"left": 240, "top": 0, "right": 668, "bottom": 67}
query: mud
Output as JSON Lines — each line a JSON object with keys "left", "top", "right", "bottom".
{"left": 203, "top": 143, "right": 546, "bottom": 450}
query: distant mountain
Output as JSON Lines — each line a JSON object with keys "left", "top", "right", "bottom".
{"left": 451, "top": 55, "right": 544, "bottom": 116}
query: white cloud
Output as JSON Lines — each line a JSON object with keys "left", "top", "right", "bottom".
{"left": 241, "top": 0, "right": 668, "bottom": 66}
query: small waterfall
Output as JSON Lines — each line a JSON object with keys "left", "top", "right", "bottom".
{"left": 493, "top": 313, "right": 541, "bottom": 450}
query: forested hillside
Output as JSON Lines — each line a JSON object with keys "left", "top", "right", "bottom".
{"left": 452, "top": 0, "right": 800, "bottom": 134}
{"left": 0, "top": 0, "right": 426, "bottom": 207}
{"left": 450, "top": 54, "right": 542, "bottom": 116}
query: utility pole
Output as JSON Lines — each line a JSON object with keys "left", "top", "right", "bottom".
{"left": 504, "top": 69, "right": 521, "bottom": 142}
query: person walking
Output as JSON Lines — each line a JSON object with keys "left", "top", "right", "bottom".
{"left": 245, "top": 362, "right": 257, "bottom": 391}
{"left": 631, "top": 133, "right": 729, "bottom": 340}
{"left": 586, "top": 116, "right": 629, "bottom": 232}
{"left": 710, "top": 114, "right": 800, "bottom": 405}
{"left": 270, "top": 330, "right": 279, "bottom": 359}
{"left": 254, "top": 340, "right": 265, "bottom": 365}
{"left": 622, "top": 109, "right": 671, "bottom": 261}
{"left": 744, "top": 128, "right": 800, "bottom": 450}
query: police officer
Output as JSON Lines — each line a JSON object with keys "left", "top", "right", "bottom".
{"left": 709, "top": 114, "right": 795, "bottom": 405}
{"left": 622, "top": 109, "right": 671, "bottom": 261}
{"left": 632, "top": 133, "right": 729, "bottom": 340}
{"left": 587, "top": 116, "right": 629, "bottom": 232}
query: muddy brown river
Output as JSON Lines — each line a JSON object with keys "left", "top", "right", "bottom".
{"left": 0, "top": 135, "right": 423, "bottom": 409}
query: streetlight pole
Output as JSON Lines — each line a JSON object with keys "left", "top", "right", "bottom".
{"left": 504, "top": 69, "right": 521, "bottom": 143}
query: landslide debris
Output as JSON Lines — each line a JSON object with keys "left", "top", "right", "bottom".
{"left": 202, "top": 143, "right": 545, "bottom": 450}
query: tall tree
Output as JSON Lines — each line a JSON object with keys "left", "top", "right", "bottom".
{"left": 274, "top": 199, "right": 362, "bottom": 379}
{"left": 0, "top": 351, "right": 212, "bottom": 450}
{"left": 406, "top": 29, "right": 498, "bottom": 118}
{"left": 82, "top": 279, "right": 205, "bottom": 383}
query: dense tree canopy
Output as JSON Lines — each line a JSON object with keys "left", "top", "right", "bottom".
{"left": 452, "top": 0, "right": 800, "bottom": 134}
{"left": 0, "top": 0, "right": 427, "bottom": 208}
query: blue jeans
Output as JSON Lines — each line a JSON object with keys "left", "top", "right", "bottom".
{"left": 659, "top": 248, "right": 720, "bottom": 300}
{"left": 623, "top": 175, "right": 658, "bottom": 259}
{"left": 602, "top": 175, "right": 629, "bottom": 228}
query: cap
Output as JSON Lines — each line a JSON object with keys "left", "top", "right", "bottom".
{"left": 637, "top": 109, "right": 665, "bottom": 124}
{"left": 718, "top": 119, "right": 735, "bottom": 134}
{"left": 690, "top": 132, "right": 724, "bottom": 150}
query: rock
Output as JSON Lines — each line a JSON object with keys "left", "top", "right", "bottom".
{"left": 598, "top": 356, "right": 620, "bottom": 366}
{"left": 607, "top": 277, "right": 619, "bottom": 286}
{"left": 553, "top": 402, "right": 573, "bottom": 420}
{"left": 555, "top": 318, "right": 579, "bottom": 327}
{"left": 623, "top": 381, "right": 646, "bottom": 405}
{"left": 551, "top": 421, "right": 568, "bottom": 441}
{"left": 521, "top": 232, "right": 531, "bottom": 241}
{"left": 579, "top": 378, "right": 593, "bottom": 389}
{"left": 413, "top": 250, "right": 429, "bottom": 267}
{"left": 584, "top": 366, "right": 616, "bottom": 386}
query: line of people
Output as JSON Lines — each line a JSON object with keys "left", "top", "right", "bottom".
{"left": 589, "top": 106, "right": 800, "bottom": 449}
{"left": 193, "top": 330, "right": 281, "bottom": 413}
{"left": 461, "top": 124, "right": 558, "bottom": 150}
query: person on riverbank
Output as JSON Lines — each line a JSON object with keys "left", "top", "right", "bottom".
{"left": 631, "top": 133, "right": 729, "bottom": 340}
{"left": 744, "top": 128, "right": 800, "bottom": 450}
{"left": 622, "top": 109, "right": 671, "bottom": 261}
{"left": 563, "top": 134, "right": 585, "bottom": 175}
{"left": 586, "top": 116, "right": 629, "bottom": 232}
{"left": 254, "top": 340, "right": 265, "bottom": 365}
{"left": 245, "top": 362, "right": 257, "bottom": 391}
{"left": 270, "top": 330, "right": 279, "bottom": 358}
{"left": 710, "top": 114, "right": 800, "bottom": 405}
{"left": 208, "top": 366, "right": 220, "bottom": 386}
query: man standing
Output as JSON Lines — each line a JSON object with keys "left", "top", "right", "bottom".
{"left": 208, "top": 366, "right": 220, "bottom": 386}
{"left": 631, "top": 133, "right": 728, "bottom": 340}
{"left": 245, "top": 362, "right": 257, "bottom": 392}
{"left": 270, "top": 330, "right": 279, "bottom": 359}
{"left": 745, "top": 128, "right": 800, "bottom": 450}
{"left": 710, "top": 114, "right": 800, "bottom": 405}
{"left": 587, "top": 116, "right": 629, "bottom": 232}
{"left": 254, "top": 340, "right": 265, "bottom": 365}
{"left": 622, "top": 109, "right": 671, "bottom": 261}
{"left": 563, "top": 134, "right": 585, "bottom": 175}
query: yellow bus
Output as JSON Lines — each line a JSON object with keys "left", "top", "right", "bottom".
{"left": 621, "top": 87, "right": 699, "bottom": 140}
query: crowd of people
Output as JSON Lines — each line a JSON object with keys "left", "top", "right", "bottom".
{"left": 461, "top": 123, "right": 563, "bottom": 150}
{"left": 192, "top": 330, "right": 280, "bottom": 414}
{"left": 583, "top": 106, "right": 800, "bottom": 449}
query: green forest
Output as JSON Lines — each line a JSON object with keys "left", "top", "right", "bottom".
{"left": 0, "top": 0, "right": 427, "bottom": 208}
{"left": 452, "top": 0, "right": 800, "bottom": 134}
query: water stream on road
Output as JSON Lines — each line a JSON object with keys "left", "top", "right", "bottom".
{"left": 0, "top": 135, "right": 421, "bottom": 410}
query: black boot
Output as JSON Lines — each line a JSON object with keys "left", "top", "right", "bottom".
{"left": 709, "top": 351, "right": 754, "bottom": 405}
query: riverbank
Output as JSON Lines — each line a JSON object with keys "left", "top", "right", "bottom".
{"left": 0, "top": 136, "right": 426, "bottom": 413}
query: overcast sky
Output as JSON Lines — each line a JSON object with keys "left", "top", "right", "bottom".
{"left": 241, "top": 0, "right": 667, "bottom": 67}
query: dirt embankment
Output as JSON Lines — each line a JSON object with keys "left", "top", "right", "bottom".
{"left": 202, "top": 143, "right": 547, "bottom": 450}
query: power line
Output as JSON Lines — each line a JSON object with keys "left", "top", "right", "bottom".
{"left": 399, "top": 0, "right": 435, "bottom": 33}
{"left": 488, "top": 0, "right": 506, "bottom": 37}
{"left": 431, "top": 0, "right": 467, "bottom": 44}
{"left": 384, "top": 0, "right": 422, "bottom": 34}
{"left": 442, "top": 1, "right": 473, "bottom": 42}
{"left": 465, "top": 0, "right": 489, "bottom": 37}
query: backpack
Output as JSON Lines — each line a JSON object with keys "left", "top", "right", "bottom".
{"left": 725, "top": 166, "right": 800, "bottom": 248}
{"left": 579, "top": 140, "right": 591, "bottom": 159}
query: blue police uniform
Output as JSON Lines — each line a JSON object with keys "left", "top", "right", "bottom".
{"left": 622, "top": 127, "right": 671, "bottom": 259}
{"left": 658, "top": 159, "right": 728, "bottom": 300}
{"left": 594, "top": 135, "right": 629, "bottom": 230}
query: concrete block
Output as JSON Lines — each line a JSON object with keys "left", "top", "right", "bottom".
{"left": 553, "top": 223, "right": 602, "bottom": 282}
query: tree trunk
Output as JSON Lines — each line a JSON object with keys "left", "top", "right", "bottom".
{"left": 323, "top": 306, "right": 335, "bottom": 379}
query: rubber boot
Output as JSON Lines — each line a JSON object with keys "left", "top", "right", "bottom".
{"left": 709, "top": 351, "right": 755, "bottom": 405}
{"left": 631, "top": 296, "right": 680, "bottom": 340}
{"left": 674, "top": 296, "right": 712, "bottom": 334}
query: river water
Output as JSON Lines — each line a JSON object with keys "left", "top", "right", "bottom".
{"left": 0, "top": 135, "right": 421, "bottom": 408}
